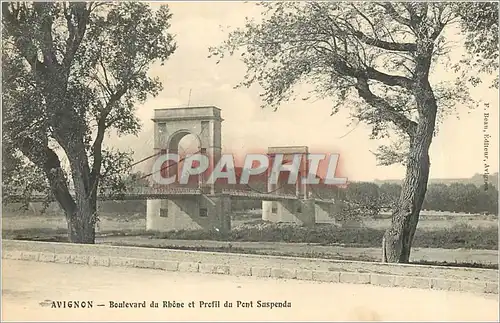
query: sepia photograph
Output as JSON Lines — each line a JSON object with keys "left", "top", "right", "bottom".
{"left": 1, "top": 1, "right": 499, "bottom": 321}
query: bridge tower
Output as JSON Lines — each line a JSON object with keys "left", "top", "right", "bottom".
{"left": 262, "top": 146, "right": 315, "bottom": 225}
{"left": 152, "top": 106, "right": 223, "bottom": 192}
{"left": 146, "top": 106, "right": 230, "bottom": 233}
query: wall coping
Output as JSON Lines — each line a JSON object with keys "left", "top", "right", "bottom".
{"left": 2, "top": 245, "right": 498, "bottom": 295}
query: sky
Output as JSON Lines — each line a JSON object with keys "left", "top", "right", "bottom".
{"left": 108, "top": 2, "right": 499, "bottom": 182}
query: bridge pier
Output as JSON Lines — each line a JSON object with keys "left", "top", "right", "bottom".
{"left": 261, "top": 201, "right": 272, "bottom": 221}
{"left": 262, "top": 200, "right": 316, "bottom": 226}
{"left": 146, "top": 199, "right": 162, "bottom": 231}
{"left": 310, "top": 200, "right": 336, "bottom": 224}
{"left": 146, "top": 194, "right": 231, "bottom": 233}
{"left": 261, "top": 199, "right": 336, "bottom": 226}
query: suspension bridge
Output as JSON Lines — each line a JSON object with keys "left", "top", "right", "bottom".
{"left": 3, "top": 187, "right": 320, "bottom": 203}
{"left": 3, "top": 149, "right": 330, "bottom": 203}
{"left": 4, "top": 106, "right": 338, "bottom": 232}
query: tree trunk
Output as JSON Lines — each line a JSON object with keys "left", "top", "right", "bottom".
{"left": 66, "top": 208, "right": 96, "bottom": 244}
{"left": 64, "top": 190, "right": 96, "bottom": 244}
{"left": 49, "top": 180, "right": 96, "bottom": 244}
{"left": 68, "top": 151, "right": 97, "bottom": 244}
{"left": 382, "top": 142, "right": 430, "bottom": 263}
{"left": 382, "top": 86, "right": 437, "bottom": 263}
{"left": 50, "top": 141, "right": 97, "bottom": 245}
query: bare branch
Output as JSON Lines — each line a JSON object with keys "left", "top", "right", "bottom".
{"left": 376, "top": 3, "right": 412, "bottom": 27}
{"left": 352, "top": 30, "right": 417, "bottom": 52}
{"left": 33, "top": 3, "right": 59, "bottom": 68}
{"left": 62, "top": 3, "right": 91, "bottom": 70}
{"left": 355, "top": 77, "right": 417, "bottom": 137}
{"left": 365, "top": 65, "right": 415, "bottom": 89}
{"left": 89, "top": 85, "right": 128, "bottom": 191}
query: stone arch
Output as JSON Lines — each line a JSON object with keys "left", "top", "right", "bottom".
{"left": 165, "top": 129, "right": 201, "bottom": 184}
{"left": 152, "top": 106, "right": 223, "bottom": 193}
{"left": 166, "top": 129, "right": 201, "bottom": 153}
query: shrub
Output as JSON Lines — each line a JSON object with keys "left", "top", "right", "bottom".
{"left": 146, "top": 222, "right": 498, "bottom": 250}
{"left": 3, "top": 222, "right": 497, "bottom": 250}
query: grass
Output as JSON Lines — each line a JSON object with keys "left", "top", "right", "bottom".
{"left": 118, "top": 244, "right": 498, "bottom": 270}
{"left": 3, "top": 222, "right": 498, "bottom": 270}
{"left": 128, "top": 223, "right": 498, "bottom": 250}
{"left": 4, "top": 231, "right": 497, "bottom": 269}
{"left": 3, "top": 210, "right": 497, "bottom": 270}
{"left": 3, "top": 222, "right": 498, "bottom": 250}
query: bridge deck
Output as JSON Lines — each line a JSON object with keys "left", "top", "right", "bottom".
{"left": 4, "top": 188, "right": 333, "bottom": 203}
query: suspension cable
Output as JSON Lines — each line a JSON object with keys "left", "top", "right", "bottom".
{"left": 244, "top": 183, "right": 286, "bottom": 195}
{"left": 138, "top": 149, "right": 202, "bottom": 180}
{"left": 129, "top": 151, "right": 162, "bottom": 168}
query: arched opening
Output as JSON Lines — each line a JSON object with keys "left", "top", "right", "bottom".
{"left": 178, "top": 133, "right": 200, "bottom": 156}
{"left": 178, "top": 133, "right": 201, "bottom": 188}
{"left": 162, "top": 131, "right": 201, "bottom": 188}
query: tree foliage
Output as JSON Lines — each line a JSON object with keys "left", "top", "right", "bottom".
{"left": 209, "top": 2, "right": 498, "bottom": 262}
{"left": 339, "top": 182, "right": 382, "bottom": 219}
{"left": 209, "top": 2, "right": 482, "bottom": 165}
{"left": 2, "top": 2, "right": 176, "bottom": 242}
{"left": 452, "top": 2, "right": 499, "bottom": 88}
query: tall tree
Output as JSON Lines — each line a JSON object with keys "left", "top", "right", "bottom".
{"left": 2, "top": 2, "right": 176, "bottom": 243}
{"left": 209, "top": 2, "right": 498, "bottom": 262}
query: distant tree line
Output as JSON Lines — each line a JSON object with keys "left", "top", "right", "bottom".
{"left": 422, "top": 183, "right": 498, "bottom": 214}
{"left": 314, "top": 182, "right": 498, "bottom": 216}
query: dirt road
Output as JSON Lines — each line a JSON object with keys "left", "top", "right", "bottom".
{"left": 2, "top": 260, "right": 498, "bottom": 321}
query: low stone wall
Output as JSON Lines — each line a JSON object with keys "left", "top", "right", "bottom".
{"left": 2, "top": 239, "right": 498, "bottom": 294}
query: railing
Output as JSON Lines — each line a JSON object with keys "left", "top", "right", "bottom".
{"left": 3, "top": 187, "right": 334, "bottom": 203}
{"left": 122, "top": 187, "right": 202, "bottom": 195}
{"left": 222, "top": 189, "right": 298, "bottom": 200}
